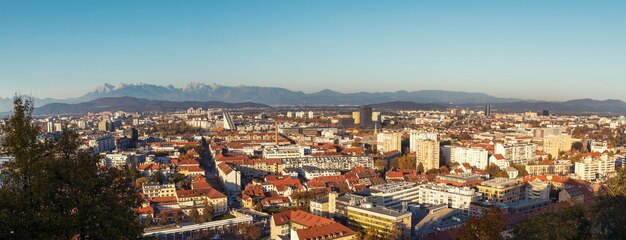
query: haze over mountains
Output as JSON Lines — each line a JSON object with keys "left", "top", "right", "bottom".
{"left": 2, "top": 82, "right": 626, "bottom": 114}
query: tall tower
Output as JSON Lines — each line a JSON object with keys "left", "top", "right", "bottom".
{"left": 275, "top": 120, "right": 279, "bottom": 145}
{"left": 223, "top": 112, "right": 235, "bottom": 130}
{"left": 359, "top": 105, "right": 373, "bottom": 129}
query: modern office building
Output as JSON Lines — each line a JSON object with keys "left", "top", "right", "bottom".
{"left": 359, "top": 105, "right": 374, "bottom": 129}
{"left": 347, "top": 204, "right": 412, "bottom": 238}
{"left": 477, "top": 178, "right": 521, "bottom": 204}
{"left": 417, "top": 183, "right": 481, "bottom": 211}
{"left": 369, "top": 182, "right": 420, "bottom": 210}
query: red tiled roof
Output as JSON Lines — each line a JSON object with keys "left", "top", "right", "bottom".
{"left": 176, "top": 188, "right": 226, "bottom": 200}
{"left": 296, "top": 222, "right": 356, "bottom": 240}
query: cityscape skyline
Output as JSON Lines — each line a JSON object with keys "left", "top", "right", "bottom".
{"left": 2, "top": 1, "right": 626, "bottom": 100}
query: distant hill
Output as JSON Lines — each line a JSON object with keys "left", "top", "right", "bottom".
{"left": 3, "top": 82, "right": 626, "bottom": 114}
{"left": 368, "top": 99, "right": 626, "bottom": 114}
{"left": 0, "top": 82, "right": 522, "bottom": 112}
{"left": 35, "top": 97, "right": 269, "bottom": 115}
{"left": 487, "top": 99, "right": 626, "bottom": 114}
{"left": 369, "top": 101, "right": 448, "bottom": 110}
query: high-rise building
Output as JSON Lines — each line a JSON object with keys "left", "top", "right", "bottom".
{"left": 131, "top": 127, "right": 139, "bottom": 147}
{"left": 46, "top": 120, "right": 55, "bottom": 133}
{"left": 98, "top": 120, "right": 115, "bottom": 132}
{"left": 336, "top": 118, "right": 355, "bottom": 129}
{"left": 410, "top": 132, "right": 438, "bottom": 152}
{"left": 372, "top": 112, "right": 381, "bottom": 123}
{"left": 485, "top": 105, "right": 492, "bottom": 117}
{"left": 376, "top": 132, "right": 402, "bottom": 153}
{"left": 441, "top": 146, "right": 489, "bottom": 169}
{"left": 352, "top": 111, "right": 361, "bottom": 125}
{"left": 415, "top": 140, "right": 440, "bottom": 171}
{"left": 543, "top": 135, "right": 572, "bottom": 158}
{"left": 494, "top": 143, "right": 536, "bottom": 165}
{"left": 223, "top": 112, "right": 235, "bottom": 130}
{"left": 359, "top": 105, "right": 373, "bottom": 129}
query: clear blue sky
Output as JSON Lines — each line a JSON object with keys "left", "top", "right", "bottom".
{"left": 1, "top": 0, "right": 625, "bottom": 101}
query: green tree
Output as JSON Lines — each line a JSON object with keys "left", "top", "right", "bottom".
{"left": 150, "top": 171, "right": 165, "bottom": 184}
{"left": 0, "top": 97, "right": 143, "bottom": 239}
{"left": 169, "top": 172, "right": 190, "bottom": 189}
{"left": 417, "top": 162, "right": 425, "bottom": 174}
{"left": 513, "top": 205, "right": 591, "bottom": 240}
{"left": 459, "top": 207, "right": 505, "bottom": 240}
{"left": 513, "top": 164, "right": 529, "bottom": 177}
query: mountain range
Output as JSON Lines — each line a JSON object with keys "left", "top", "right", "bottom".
{"left": 34, "top": 97, "right": 268, "bottom": 115}
{"left": 0, "top": 82, "right": 521, "bottom": 111}
{"left": 1, "top": 82, "right": 626, "bottom": 114}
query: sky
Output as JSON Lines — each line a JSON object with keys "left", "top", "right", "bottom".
{"left": 1, "top": 0, "right": 625, "bottom": 101}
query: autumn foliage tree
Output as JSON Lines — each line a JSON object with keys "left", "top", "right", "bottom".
{"left": 459, "top": 207, "right": 505, "bottom": 240}
{"left": 512, "top": 205, "right": 591, "bottom": 240}
{"left": 593, "top": 168, "right": 626, "bottom": 239}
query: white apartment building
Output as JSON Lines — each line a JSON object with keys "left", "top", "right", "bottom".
{"left": 543, "top": 135, "right": 572, "bottom": 158}
{"left": 574, "top": 154, "right": 616, "bottom": 181}
{"left": 91, "top": 135, "right": 116, "bottom": 153}
{"left": 589, "top": 140, "right": 608, "bottom": 153}
{"left": 525, "top": 161, "right": 572, "bottom": 176}
{"left": 441, "top": 146, "right": 489, "bottom": 169}
{"left": 300, "top": 166, "right": 341, "bottom": 180}
{"left": 102, "top": 153, "right": 130, "bottom": 168}
{"left": 494, "top": 143, "right": 536, "bottom": 165}
{"left": 417, "top": 183, "right": 481, "bottom": 212}
{"left": 410, "top": 132, "right": 438, "bottom": 152}
{"left": 142, "top": 182, "right": 176, "bottom": 198}
{"left": 262, "top": 145, "right": 307, "bottom": 159}
{"left": 282, "top": 156, "right": 374, "bottom": 171}
{"left": 217, "top": 162, "right": 242, "bottom": 193}
{"left": 377, "top": 132, "right": 402, "bottom": 153}
{"left": 370, "top": 182, "right": 420, "bottom": 210}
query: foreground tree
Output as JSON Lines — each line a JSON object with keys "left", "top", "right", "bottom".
{"left": 593, "top": 168, "right": 626, "bottom": 239}
{"left": 513, "top": 205, "right": 591, "bottom": 240}
{"left": 459, "top": 207, "right": 504, "bottom": 240}
{"left": 0, "top": 97, "right": 143, "bottom": 239}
